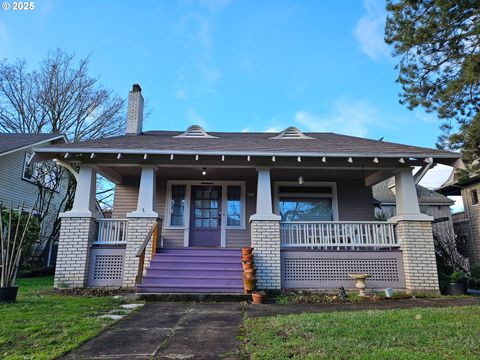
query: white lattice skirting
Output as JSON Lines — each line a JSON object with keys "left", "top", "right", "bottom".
{"left": 88, "top": 247, "right": 126, "bottom": 287}
{"left": 281, "top": 250, "right": 405, "bottom": 289}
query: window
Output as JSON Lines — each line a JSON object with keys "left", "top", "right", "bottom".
{"left": 472, "top": 189, "right": 479, "bottom": 205}
{"left": 277, "top": 183, "right": 336, "bottom": 221}
{"left": 227, "top": 186, "right": 241, "bottom": 226}
{"left": 170, "top": 185, "right": 186, "bottom": 226}
{"left": 22, "top": 152, "right": 35, "bottom": 181}
{"left": 22, "top": 152, "right": 60, "bottom": 191}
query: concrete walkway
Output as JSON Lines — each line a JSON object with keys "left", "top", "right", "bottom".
{"left": 60, "top": 297, "right": 480, "bottom": 360}
{"left": 61, "top": 302, "right": 245, "bottom": 360}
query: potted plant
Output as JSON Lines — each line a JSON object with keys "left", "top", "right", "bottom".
{"left": 446, "top": 270, "right": 467, "bottom": 295}
{"left": 241, "top": 247, "right": 253, "bottom": 256}
{"left": 243, "top": 272, "right": 256, "bottom": 293}
{"left": 1, "top": 203, "right": 37, "bottom": 303}
{"left": 241, "top": 260, "right": 253, "bottom": 271}
{"left": 252, "top": 291, "right": 265, "bottom": 304}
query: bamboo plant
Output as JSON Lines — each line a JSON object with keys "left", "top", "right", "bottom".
{"left": 0, "top": 202, "right": 35, "bottom": 288}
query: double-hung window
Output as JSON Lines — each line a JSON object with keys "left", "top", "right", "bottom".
{"left": 170, "top": 185, "right": 186, "bottom": 226}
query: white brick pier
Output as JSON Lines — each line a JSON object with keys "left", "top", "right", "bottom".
{"left": 251, "top": 220, "right": 281, "bottom": 290}
{"left": 54, "top": 217, "right": 96, "bottom": 288}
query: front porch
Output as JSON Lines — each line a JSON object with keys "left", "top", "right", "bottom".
{"left": 53, "top": 159, "right": 439, "bottom": 294}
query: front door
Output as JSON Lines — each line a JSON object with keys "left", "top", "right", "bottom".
{"left": 189, "top": 186, "right": 222, "bottom": 246}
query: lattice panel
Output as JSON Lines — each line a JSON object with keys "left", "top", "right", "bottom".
{"left": 93, "top": 255, "right": 124, "bottom": 280}
{"left": 282, "top": 252, "right": 405, "bottom": 289}
{"left": 88, "top": 248, "right": 125, "bottom": 287}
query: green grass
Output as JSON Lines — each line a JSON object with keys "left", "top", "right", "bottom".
{"left": 0, "top": 276, "right": 124, "bottom": 360}
{"left": 243, "top": 306, "right": 480, "bottom": 359}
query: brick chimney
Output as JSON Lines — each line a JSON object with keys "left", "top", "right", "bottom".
{"left": 126, "top": 84, "right": 144, "bottom": 135}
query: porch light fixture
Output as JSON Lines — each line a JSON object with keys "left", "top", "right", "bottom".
{"left": 195, "top": 155, "right": 199, "bottom": 161}
{"left": 398, "top": 158, "right": 405, "bottom": 163}
{"left": 117, "top": 153, "right": 122, "bottom": 159}
{"left": 90, "top": 153, "right": 96, "bottom": 159}
{"left": 170, "top": 154, "right": 174, "bottom": 160}
{"left": 298, "top": 176, "right": 304, "bottom": 185}
{"left": 297, "top": 156, "right": 301, "bottom": 162}
{"left": 272, "top": 156, "right": 276, "bottom": 162}
{"left": 221, "top": 155, "right": 225, "bottom": 161}
{"left": 373, "top": 157, "right": 379, "bottom": 163}
{"left": 348, "top": 157, "right": 353, "bottom": 163}
{"left": 321, "top": 157, "right": 326, "bottom": 163}
{"left": 143, "top": 154, "right": 148, "bottom": 160}
{"left": 247, "top": 155, "right": 251, "bottom": 161}
{"left": 202, "top": 168, "right": 207, "bottom": 176}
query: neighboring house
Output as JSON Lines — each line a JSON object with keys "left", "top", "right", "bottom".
{"left": 34, "top": 84, "right": 463, "bottom": 294}
{"left": 437, "top": 171, "right": 480, "bottom": 266}
{"left": 0, "top": 133, "right": 67, "bottom": 266}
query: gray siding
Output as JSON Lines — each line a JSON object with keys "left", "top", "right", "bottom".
{"left": 336, "top": 179, "right": 375, "bottom": 221}
{"left": 0, "top": 145, "right": 68, "bottom": 239}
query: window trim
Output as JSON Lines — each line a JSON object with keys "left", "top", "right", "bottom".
{"left": 273, "top": 181, "right": 339, "bottom": 221}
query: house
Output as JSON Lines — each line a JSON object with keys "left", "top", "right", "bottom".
{"left": 437, "top": 171, "right": 480, "bottom": 266}
{"left": 0, "top": 133, "right": 67, "bottom": 266}
{"left": 33, "top": 84, "right": 463, "bottom": 294}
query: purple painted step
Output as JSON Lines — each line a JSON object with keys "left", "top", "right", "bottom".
{"left": 136, "top": 247, "right": 245, "bottom": 294}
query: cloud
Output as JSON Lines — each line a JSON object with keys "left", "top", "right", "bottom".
{"left": 294, "top": 99, "right": 378, "bottom": 137}
{"left": 353, "top": 0, "right": 390, "bottom": 60}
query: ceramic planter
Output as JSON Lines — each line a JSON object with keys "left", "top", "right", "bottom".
{"left": 348, "top": 273, "right": 371, "bottom": 297}
{"left": 0, "top": 286, "right": 19, "bottom": 303}
{"left": 243, "top": 269, "right": 256, "bottom": 280}
{"left": 241, "top": 247, "right": 254, "bottom": 256}
{"left": 252, "top": 291, "right": 265, "bottom": 304}
{"left": 446, "top": 283, "right": 465, "bottom": 295}
{"left": 243, "top": 278, "right": 256, "bottom": 293}
{"left": 241, "top": 254, "right": 253, "bottom": 262}
{"left": 241, "top": 260, "right": 253, "bottom": 271}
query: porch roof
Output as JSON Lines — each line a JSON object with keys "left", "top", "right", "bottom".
{"left": 33, "top": 130, "right": 460, "bottom": 163}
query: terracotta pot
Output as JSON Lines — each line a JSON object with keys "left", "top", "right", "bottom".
{"left": 241, "top": 254, "right": 253, "bottom": 262}
{"left": 252, "top": 291, "right": 265, "bottom": 304}
{"left": 241, "top": 261, "right": 253, "bottom": 271}
{"left": 241, "top": 247, "right": 254, "bottom": 255}
{"left": 243, "top": 278, "right": 256, "bottom": 293}
{"left": 243, "top": 269, "right": 256, "bottom": 280}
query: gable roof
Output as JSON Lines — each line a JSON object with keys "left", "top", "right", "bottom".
{"left": 0, "top": 133, "right": 66, "bottom": 157}
{"left": 373, "top": 178, "right": 454, "bottom": 205}
{"left": 34, "top": 129, "right": 460, "bottom": 160}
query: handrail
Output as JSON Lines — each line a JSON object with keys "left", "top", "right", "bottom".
{"left": 136, "top": 221, "right": 158, "bottom": 257}
{"left": 135, "top": 221, "right": 158, "bottom": 285}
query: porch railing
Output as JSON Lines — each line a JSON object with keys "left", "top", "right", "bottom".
{"left": 94, "top": 219, "right": 128, "bottom": 244}
{"left": 280, "top": 221, "right": 398, "bottom": 250}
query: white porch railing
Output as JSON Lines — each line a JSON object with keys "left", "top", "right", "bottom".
{"left": 280, "top": 221, "right": 398, "bottom": 250}
{"left": 94, "top": 219, "right": 128, "bottom": 244}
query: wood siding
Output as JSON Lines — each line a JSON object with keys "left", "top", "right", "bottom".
{"left": 111, "top": 173, "right": 376, "bottom": 248}
{"left": 0, "top": 145, "right": 68, "bottom": 239}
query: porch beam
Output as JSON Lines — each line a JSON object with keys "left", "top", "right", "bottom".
{"left": 97, "top": 166, "right": 123, "bottom": 185}
{"left": 364, "top": 170, "right": 394, "bottom": 187}
{"left": 127, "top": 166, "right": 158, "bottom": 218}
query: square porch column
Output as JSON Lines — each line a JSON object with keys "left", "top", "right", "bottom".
{"left": 391, "top": 168, "right": 439, "bottom": 294}
{"left": 123, "top": 166, "right": 161, "bottom": 287}
{"left": 55, "top": 165, "right": 97, "bottom": 288}
{"left": 250, "top": 167, "right": 282, "bottom": 290}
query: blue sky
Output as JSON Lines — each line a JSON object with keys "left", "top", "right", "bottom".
{"left": 0, "top": 0, "right": 457, "bottom": 194}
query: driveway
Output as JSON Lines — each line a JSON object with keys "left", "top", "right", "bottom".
{"left": 61, "top": 302, "right": 245, "bottom": 360}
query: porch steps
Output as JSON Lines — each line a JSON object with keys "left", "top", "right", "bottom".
{"left": 136, "top": 248, "right": 244, "bottom": 294}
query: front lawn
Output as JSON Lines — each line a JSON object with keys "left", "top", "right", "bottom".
{"left": 0, "top": 276, "right": 124, "bottom": 360}
{"left": 244, "top": 306, "right": 480, "bottom": 359}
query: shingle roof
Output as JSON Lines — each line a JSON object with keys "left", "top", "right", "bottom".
{"left": 373, "top": 178, "right": 454, "bottom": 205}
{"left": 0, "top": 133, "right": 65, "bottom": 156}
{"left": 35, "top": 130, "right": 459, "bottom": 158}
